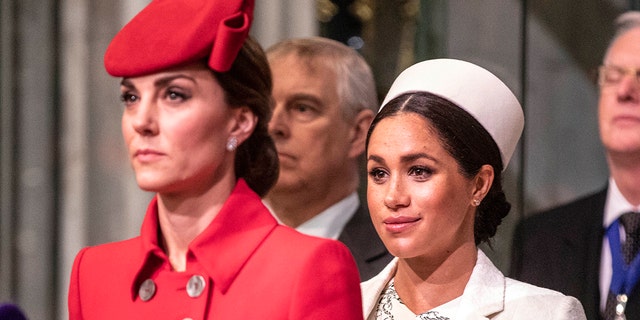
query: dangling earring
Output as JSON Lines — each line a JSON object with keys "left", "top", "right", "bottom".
{"left": 472, "top": 199, "right": 481, "bottom": 206}
{"left": 226, "top": 136, "right": 238, "bottom": 151}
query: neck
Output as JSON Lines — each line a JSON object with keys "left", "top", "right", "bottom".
{"left": 156, "top": 176, "right": 236, "bottom": 271}
{"left": 393, "top": 242, "right": 477, "bottom": 314}
{"left": 265, "top": 176, "right": 358, "bottom": 228}
{"left": 266, "top": 189, "right": 355, "bottom": 228}
{"left": 608, "top": 152, "right": 640, "bottom": 206}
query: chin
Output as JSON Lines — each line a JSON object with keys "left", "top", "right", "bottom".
{"left": 136, "top": 183, "right": 162, "bottom": 193}
{"left": 381, "top": 239, "right": 423, "bottom": 259}
{"left": 134, "top": 176, "right": 169, "bottom": 193}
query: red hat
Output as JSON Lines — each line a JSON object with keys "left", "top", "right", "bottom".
{"left": 104, "top": 0, "right": 255, "bottom": 77}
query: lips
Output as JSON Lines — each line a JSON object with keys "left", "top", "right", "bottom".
{"left": 133, "top": 148, "right": 164, "bottom": 162}
{"left": 612, "top": 115, "right": 640, "bottom": 126}
{"left": 276, "top": 152, "right": 297, "bottom": 166}
{"left": 383, "top": 216, "right": 421, "bottom": 233}
{"left": 277, "top": 151, "right": 295, "bottom": 159}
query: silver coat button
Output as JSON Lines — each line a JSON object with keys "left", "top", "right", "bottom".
{"left": 186, "top": 275, "right": 206, "bottom": 298}
{"left": 139, "top": 279, "right": 156, "bottom": 302}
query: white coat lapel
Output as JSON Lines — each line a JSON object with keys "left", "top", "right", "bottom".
{"left": 456, "top": 250, "right": 505, "bottom": 319}
{"left": 361, "top": 258, "right": 398, "bottom": 318}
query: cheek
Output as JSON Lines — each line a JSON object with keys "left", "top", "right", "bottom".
{"left": 366, "top": 185, "right": 385, "bottom": 220}
{"left": 598, "top": 94, "right": 615, "bottom": 119}
{"left": 174, "top": 114, "right": 224, "bottom": 147}
{"left": 121, "top": 115, "right": 134, "bottom": 146}
{"left": 414, "top": 183, "right": 465, "bottom": 223}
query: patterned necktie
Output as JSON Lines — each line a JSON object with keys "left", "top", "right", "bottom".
{"left": 621, "top": 212, "right": 640, "bottom": 264}
{"left": 604, "top": 212, "right": 640, "bottom": 320}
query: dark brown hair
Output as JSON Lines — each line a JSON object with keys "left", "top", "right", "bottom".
{"left": 212, "top": 36, "right": 278, "bottom": 197}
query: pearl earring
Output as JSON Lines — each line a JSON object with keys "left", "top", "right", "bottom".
{"left": 473, "top": 199, "right": 481, "bottom": 206}
{"left": 226, "top": 136, "right": 238, "bottom": 151}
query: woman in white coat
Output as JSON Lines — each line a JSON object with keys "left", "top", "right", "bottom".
{"left": 362, "top": 58, "right": 586, "bottom": 320}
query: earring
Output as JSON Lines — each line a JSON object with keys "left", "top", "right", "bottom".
{"left": 472, "top": 199, "right": 481, "bottom": 206}
{"left": 226, "top": 136, "right": 238, "bottom": 151}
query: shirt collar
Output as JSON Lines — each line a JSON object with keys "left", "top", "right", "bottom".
{"left": 604, "top": 177, "right": 640, "bottom": 228}
{"left": 131, "top": 179, "right": 278, "bottom": 298}
{"left": 295, "top": 193, "right": 359, "bottom": 240}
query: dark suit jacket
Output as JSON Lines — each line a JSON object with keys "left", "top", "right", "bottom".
{"left": 339, "top": 204, "right": 394, "bottom": 281}
{"left": 511, "top": 187, "right": 640, "bottom": 320}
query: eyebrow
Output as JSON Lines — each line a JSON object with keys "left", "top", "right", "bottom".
{"left": 120, "top": 74, "right": 197, "bottom": 89}
{"left": 286, "top": 93, "right": 323, "bottom": 106}
{"left": 368, "top": 152, "right": 438, "bottom": 165}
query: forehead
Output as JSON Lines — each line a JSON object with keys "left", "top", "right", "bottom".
{"left": 605, "top": 27, "right": 640, "bottom": 65}
{"left": 270, "top": 53, "right": 336, "bottom": 79}
{"left": 122, "top": 61, "right": 213, "bottom": 84}
{"left": 370, "top": 113, "right": 440, "bottom": 151}
{"left": 269, "top": 53, "right": 340, "bottom": 99}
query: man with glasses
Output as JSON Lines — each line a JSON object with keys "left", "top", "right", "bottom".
{"left": 511, "top": 11, "right": 640, "bottom": 320}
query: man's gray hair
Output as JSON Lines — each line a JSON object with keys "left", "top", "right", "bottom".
{"left": 266, "top": 37, "right": 378, "bottom": 120}
{"left": 613, "top": 11, "right": 640, "bottom": 39}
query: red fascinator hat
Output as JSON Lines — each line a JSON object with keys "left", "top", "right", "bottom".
{"left": 104, "top": 0, "right": 255, "bottom": 77}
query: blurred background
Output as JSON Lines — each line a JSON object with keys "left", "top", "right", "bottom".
{"left": 1, "top": 0, "right": 639, "bottom": 319}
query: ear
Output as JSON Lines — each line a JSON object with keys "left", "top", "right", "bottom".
{"left": 229, "top": 106, "right": 258, "bottom": 145}
{"left": 347, "top": 108, "right": 375, "bottom": 158}
{"left": 471, "top": 164, "right": 494, "bottom": 205}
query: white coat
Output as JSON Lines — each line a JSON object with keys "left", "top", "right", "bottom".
{"left": 361, "top": 250, "right": 586, "bottom": 320}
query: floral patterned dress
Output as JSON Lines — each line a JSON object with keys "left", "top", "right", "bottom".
{"left": 374, "top": 279, "right": 460, "bottom": 320}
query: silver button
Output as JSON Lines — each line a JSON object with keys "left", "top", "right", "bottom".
{"left": 186, "top": 275, "right": 206, "bottom": 298}
{"left": 138, "top": 279, "right": 156, "bottom": 302}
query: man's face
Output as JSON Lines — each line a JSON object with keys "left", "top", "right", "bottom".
{"left": 598, "top": 28, "right": 640, "bottom": 158}
{"left": 267, "top": 54, "right": 356, "bottom": 195}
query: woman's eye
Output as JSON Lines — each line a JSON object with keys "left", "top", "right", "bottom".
{"left": 368, "top": 168, "right": 388, "bottom": 183}
{"left": 120, "top": 93, "right": 138, "bottom": 105}
{"left": 409, "top": 166, "right": 432, "bottom": 180}
{"left": 166, "top": 90, "right": 187, "bottom": 101}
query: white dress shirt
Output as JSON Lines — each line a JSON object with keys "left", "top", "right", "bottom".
{"left": 266, "top": 192, "right": 359, "bottom": 240}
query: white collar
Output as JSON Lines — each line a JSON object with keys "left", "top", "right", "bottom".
{"left": 265, "top": 193, "right": 359, "bottom": 240}
{"left": 603, "top": 177, "right": 640, "bottom": 228}
{"left": 295, "top": 193, "right": 359, "bottom": 239}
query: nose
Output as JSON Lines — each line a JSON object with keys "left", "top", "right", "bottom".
{"left": 268, "top": 103, "right": 290, "bottom": 140}
{"left": 616, "top": 73, "right": 640, "bottom": 103}
{"left": 129, "top": 100, "right": 159, "bottom": 136}
{"left": 383, "top": 176, "right": 410, "bottom": 209}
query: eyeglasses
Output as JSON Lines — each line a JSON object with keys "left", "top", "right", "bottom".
{"left": 598, "top": 65, "right": 640, "bottom": 88}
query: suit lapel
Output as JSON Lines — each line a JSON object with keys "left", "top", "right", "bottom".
{"left": 339, "top": 204, "right": 393, "bottom": 280}
{"left": 580, "top": 188, "right": 607, "bottom": 320}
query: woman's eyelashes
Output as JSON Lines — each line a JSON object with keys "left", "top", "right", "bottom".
{"left": 118, "top": 86, "right": 192, "bottom": 107}
{"left": 120, "top": 91, "right": 139, "bottom": 106}
{"left": 367, "top": 165, "right": 434, "bottom": 184}
{"left": 408, "top": 166, "right": 433, "bottom": 181}
{"left": 164, "top": 87, "right": 191, "bottom": 102}
{"left": 368, "top": 167, "right": 389, "bottom": 183}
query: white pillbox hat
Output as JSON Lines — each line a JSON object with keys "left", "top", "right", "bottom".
{"left": 381, "top": 58, "right": 525, "bottom": 169}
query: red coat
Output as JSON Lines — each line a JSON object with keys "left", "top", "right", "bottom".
{"left": 68, "top": 179, "right": 363, "bottom": 319}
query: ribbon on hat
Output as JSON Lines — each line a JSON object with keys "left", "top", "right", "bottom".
{"left": 208, "top": 10, "right": 251, "bottom": 72}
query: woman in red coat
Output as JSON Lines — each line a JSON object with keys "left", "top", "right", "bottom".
{"left": 67, "top": 0, "right": 362, "bottom": 319}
